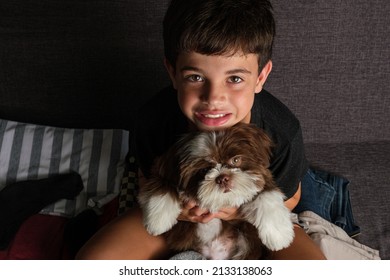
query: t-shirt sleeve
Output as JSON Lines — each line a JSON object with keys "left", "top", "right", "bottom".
{"left": 268, "top": 127, "right": 308, "bottom": 199}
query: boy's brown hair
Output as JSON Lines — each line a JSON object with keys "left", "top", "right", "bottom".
{"left": 163, "top": 0, "right": 275, "bottom": 72}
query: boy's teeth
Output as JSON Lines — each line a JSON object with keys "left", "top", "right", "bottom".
{"left": 204, "top": 114, "right": 225, "bottom": 118}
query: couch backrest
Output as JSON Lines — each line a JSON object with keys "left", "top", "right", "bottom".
{"left": 0, "top": 0, "right": 170, "bottom": 129}
{"left": 1, "top": 0, "right": 389, "bottom": 142}
{"left": 267, "top": 0, "right": 390, "bottom": 144}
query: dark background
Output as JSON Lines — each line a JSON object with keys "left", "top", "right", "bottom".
{"left": 1, "top": 0, "right": 389, "bottom": 258}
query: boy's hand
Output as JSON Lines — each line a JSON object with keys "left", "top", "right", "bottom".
{"left": 178, "top": 200, "right": 240, "bottom": 223}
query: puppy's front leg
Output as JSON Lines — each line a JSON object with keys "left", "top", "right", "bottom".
{"left": 139, "top": 192, "right": 181, "bottom": 236}
{"left": 241, "top": 190, "right": 294, "bottom": 251}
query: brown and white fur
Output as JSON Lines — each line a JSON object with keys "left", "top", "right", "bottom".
{"left": 137, "top": 123, "right": 294, "bottom": 259}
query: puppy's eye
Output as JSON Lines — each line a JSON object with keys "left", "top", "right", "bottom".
{"left": 199, "top": 167, "right": 210, "bottom": 176}
{"left": 230, "top": 156, "right": 242, "bottom": 167}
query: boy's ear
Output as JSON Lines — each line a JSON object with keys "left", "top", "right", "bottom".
{"left": 164, "top": 58, "right": 177, "bottom": 89}
{"left": 255, "top": 60, "right": 273, "bottom": 93}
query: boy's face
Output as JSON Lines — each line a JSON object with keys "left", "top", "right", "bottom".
{"left": 165, "top": 51, "right": 272, "bottom": 131}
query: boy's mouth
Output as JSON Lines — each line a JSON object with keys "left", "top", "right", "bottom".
{"left": 195, "top": 112, "right": 232, "bottom": 127}
{"left": 203, "top": 113, "right": 226, "bottom": 119}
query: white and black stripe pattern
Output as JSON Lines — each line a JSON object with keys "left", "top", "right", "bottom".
{"left": 0, "top": 119, "right": 129, "bottom": 217}
{"left": 118, "top": 156, "right": 138, "bottom": 215}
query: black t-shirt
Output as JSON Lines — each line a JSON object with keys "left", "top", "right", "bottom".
{"left": 135, "top": 86, "right": 308, "bottom": 199}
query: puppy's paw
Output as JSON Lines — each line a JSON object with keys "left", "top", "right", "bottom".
{"left": 141, "top": 193, "right": 181, "bottom": 236}
{"left": 258, "top": 209, "right": 294, "bottom": 251}
{"left": 242, "top": 190, "right": 294, "bottom": 251}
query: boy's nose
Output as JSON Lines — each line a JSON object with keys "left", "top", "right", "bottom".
{"left": 202, "top": 83, "right": 226, "bottom": 105}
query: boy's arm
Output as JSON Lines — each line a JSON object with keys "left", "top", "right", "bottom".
{"left": 284, "top": 183, "right": 301, "bottom": 211}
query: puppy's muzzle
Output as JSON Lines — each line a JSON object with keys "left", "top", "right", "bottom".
{"left": 216, "top": 174, "right": 232, "bottom": 193}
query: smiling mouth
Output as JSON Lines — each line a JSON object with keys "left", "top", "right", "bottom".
{"left": 203, "top": 113, "right": 227, "bottom": 119}
{"left": 195, "top": 112, "right": 232, "bottom": 127}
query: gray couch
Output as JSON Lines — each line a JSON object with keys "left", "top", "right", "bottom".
{"left": 268, "top": 1, "right": 390, "bottom": 259}
{"left": 1, "top": 0, "right": 389, "bottom": 259}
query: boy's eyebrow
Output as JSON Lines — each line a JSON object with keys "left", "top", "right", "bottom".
{"left": 180, "top": 66, "right": 252, "bottom": 75}
{"left": 225, "top": 68, "right": 252, "bottom": 75}
{"left": 180, "top": 66, "right": 201, "bottom": 72}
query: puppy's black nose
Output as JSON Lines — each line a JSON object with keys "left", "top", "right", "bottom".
{"left": 216, "top": 174, "right": 231, "bottom": 192}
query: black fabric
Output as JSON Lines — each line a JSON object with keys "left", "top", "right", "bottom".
{"left": 251, "top": 90, "right": 308, "bottom": 199}
{"left": 135, "top": 85, "right": 308, "bottom": 199}
{"left": 135, "top": 86, "right": 188, "bottom": 179}
{"left": 63, "top": 209, "right": 99, "bottom": 258}
{"left": 0, "top": 172, "right": 83, "bottom": 249}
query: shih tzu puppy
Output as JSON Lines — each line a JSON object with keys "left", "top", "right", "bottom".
{"left": 137, "top": 123, "right": 294, "bottom": 259}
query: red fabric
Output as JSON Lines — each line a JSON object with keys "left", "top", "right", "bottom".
{"left": 0, "top": 214, "right": 68, "bottom": 260}
{"left": 0, "top": 197, "right": 119, "bottom": 260}
{"left": 97, "top": 195, "right": 119, "bottom": 228}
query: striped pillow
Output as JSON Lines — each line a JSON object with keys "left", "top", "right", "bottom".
{"left": 0, "top": 119, "right": 129, "bottom": 217}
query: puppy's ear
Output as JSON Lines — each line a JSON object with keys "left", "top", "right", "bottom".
{"left": 137, "top": 145, "right": 183, "bottom": 235}
{"left": 150, "top": 145, "right": 182, "bottom": 190}
{"left": 233, "top": 123, "right": 274, "bottom": 167}
{"left": 249, "top": 125, "right": 273, "bottom": 165}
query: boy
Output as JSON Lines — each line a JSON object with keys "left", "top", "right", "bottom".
{"left": 77, "top": 0, "right": 326, "bottom": 259}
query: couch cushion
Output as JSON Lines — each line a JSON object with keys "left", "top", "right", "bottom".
{"left": 305, "top": 141, "right": 390, "bottom": 259}
{"left": 0, "top": 197, "right": 119, "bottom": 259}
{"left": 0, "top": 214, "right": 68, "bottom": 260}
{"left": 0, "top": 119, "right": 129, "bottom": 217}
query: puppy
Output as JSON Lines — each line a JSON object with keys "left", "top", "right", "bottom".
{"left": 137, "top": 123, "right": 294, "bottom": 259}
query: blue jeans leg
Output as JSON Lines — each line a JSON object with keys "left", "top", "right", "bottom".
{"left": 293, "top": 168, "right": 360, "bottom": 236}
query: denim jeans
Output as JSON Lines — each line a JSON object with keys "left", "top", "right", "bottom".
{"left": 293, "top": 168, "right": 361, "bottom": 237}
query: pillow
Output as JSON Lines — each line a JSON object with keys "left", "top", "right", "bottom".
{"left": 0, "top": 119, "right": 129, "bottom": 217}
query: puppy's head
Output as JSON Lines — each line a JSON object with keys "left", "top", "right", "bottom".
{"left": 177, "top": 123, "right": 275, "bottom": 212}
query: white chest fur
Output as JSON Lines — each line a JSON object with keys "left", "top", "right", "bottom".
{"left": 196, "top": 219, "right": 249, "bottom": 260}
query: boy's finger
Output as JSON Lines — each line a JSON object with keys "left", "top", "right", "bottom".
{"left": 182, "top": 200, "right": 197, "bottom": 209}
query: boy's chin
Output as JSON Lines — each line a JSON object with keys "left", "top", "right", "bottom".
{"left": 189, "top": 120, "right": 253, "bottom": 131}
{"left": 191, "top": 120, "right": 240, "bottom": 132}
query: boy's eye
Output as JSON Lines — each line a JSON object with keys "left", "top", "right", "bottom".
{"left": 228, "top": 76, "right": 243, "bottom": 83}
{"left": 186, "top": 74, "right": 204, "bottom": 82}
